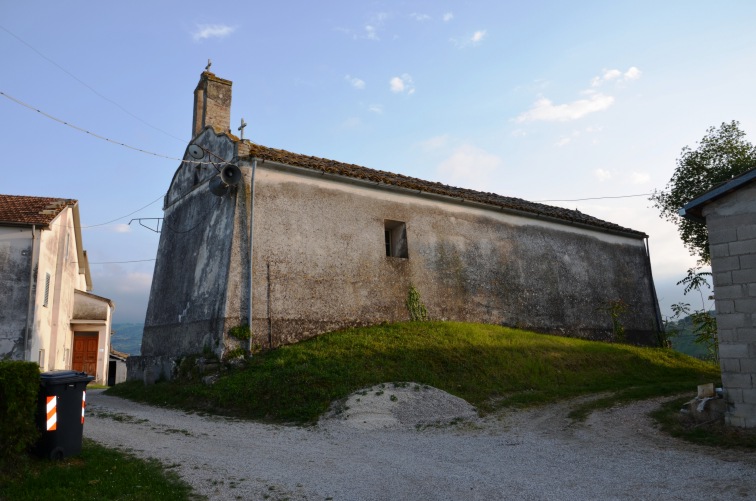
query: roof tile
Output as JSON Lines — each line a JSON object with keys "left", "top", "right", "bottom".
{"left": 0, "top": 194, "right": 76, "bottom": 227}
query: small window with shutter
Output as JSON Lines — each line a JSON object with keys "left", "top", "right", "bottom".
{"left": 43, "top": 272, "right": 51, "bottom": 307}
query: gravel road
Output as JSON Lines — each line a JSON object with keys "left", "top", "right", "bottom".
{"left": 84, "top": 386, "right": 756, "bottom": 500}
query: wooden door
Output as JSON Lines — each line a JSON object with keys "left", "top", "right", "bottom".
{"left": 72, "top": 333, "right": 99, "bottom": 376}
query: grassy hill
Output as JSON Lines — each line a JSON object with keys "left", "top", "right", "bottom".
{"left": 107, "top": 321, "right": 720, "bottom": 424}
{"left": 110, "top": 323, "right": 143, "bottom": 355}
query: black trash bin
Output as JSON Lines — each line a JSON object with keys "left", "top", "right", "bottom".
{"left": 34, "top": 370, "right": 94, "bottom": 459}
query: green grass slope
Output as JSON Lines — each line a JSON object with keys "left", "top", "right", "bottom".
{"left": 108, "top": 322, "right": 719, "bottom": 424}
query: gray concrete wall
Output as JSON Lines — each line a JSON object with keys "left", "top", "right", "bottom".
{"left": 142, "top": 128, "right": 243, "bottom": 357}
{"left": 704, "top": 181, "right": 756, "bottom": 428}
{"left": 0, "top": 227, "right": 34, "bottom": 360}
{"left": 248, "top": 166, "right": 658, "bottom": 349}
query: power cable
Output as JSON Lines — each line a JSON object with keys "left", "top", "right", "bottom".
{"left": 0, "top": 90, "right": 218, "bottom": 165}
{"left": 81, "top": 194, "right": 165, "bottom": 228}
{"left": 0, "top": 24, "right": 186, "bottom": 144}
{"left": 536, "top": 193, "right": 652, "bottom": 202}
{"left": 89, "top": 259, "right": 156, "bottom": 264}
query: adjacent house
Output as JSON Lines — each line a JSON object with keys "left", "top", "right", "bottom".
{"left": 131, "top": 70, "right": 662, "bottom": 379}
{"left": 0, "top": 195, "right": 114, "bottom": 384}
{"left": 680, "top": 168, "right": 756, "bottom": 428}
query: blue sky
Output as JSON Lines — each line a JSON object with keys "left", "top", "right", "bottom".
{"left": 2, "top": 1, "right": 755, "bottom": 324}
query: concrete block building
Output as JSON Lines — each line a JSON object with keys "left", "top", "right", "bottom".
{"left": 132, "top": 69, "right": 663, "bottom": 379}
{"left": 681, "top": 168, "right": 756, "bottom": 428}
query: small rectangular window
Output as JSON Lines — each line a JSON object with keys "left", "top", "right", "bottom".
{"left": 65, "top": 232, "right": 70, "bottom": 261}
{"left": 38, "top": 349, "right": 45, "bottom": 370}
{"left": 43, "top": 273, "right": 51, "bottom": 307}
{"left": 384, "top": 220, "right": 408, "bottom": 258}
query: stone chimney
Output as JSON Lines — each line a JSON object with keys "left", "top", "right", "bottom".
{"left": 192, "top": 71, "right": 233, "bottom": 138}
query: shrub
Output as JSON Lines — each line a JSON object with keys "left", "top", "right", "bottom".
{"left": 228, "top": 324, "right": 251, "bottom": 341}
{"left": 0, "top": 361, "right": 41, "bottom": 467}
{"left": 406, "top": 285, "right": 429, "bottom": 322}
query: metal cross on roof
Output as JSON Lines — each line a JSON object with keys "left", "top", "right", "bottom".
{"left": 205, "top": 59, "right": 212, "bottom": 72}
{"left": 238, "top": 118, "right": 247, "bottom": 140}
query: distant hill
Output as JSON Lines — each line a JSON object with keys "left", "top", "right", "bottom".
{"left": 111, "top": 323, "right": 143, "bottom": 355}
{"left": 666, "top": 312, "right": 715, "bottom": 360}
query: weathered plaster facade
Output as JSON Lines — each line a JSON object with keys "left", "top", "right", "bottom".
{"left": 136, "top": 70, "right": 662, "bottom": 374}
{"left": 0, "top": 195, "right": 114, "bottom": 383}
{"left": 682, "top": 169, "right": 756, "bottom": 428}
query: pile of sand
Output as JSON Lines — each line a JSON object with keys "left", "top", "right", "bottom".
{"left": 322, "top": 382, "right": 479, "bottom": 430}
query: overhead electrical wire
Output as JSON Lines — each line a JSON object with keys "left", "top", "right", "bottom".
{"left": 88, "top": 258, "right": 156, "bottom": 265}
{"left": 536, "top": 193, "right": 653, "bottom": 202}
{"left": 81, "top": 194, "right": 165, "bottom": 228}
{"left": 0, "top": 90, "right": 217, "bottom": 165}
{"left": 0, "top": 24, "right": 186, "bottom": 144}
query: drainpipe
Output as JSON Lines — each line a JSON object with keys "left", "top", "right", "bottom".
{"left": 24, "top": 225, "right": 38, "bottom": 361}
{"left": 247, "top": 159, "right": 257, "bottom": 354}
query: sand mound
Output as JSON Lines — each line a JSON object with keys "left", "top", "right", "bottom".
{"left": 322, "top": 382, "right": 479, "bottom": 430}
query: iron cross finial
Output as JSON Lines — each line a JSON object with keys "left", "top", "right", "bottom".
{"left": 205, "top": 59, "right": 212, "bottom": 72}
{"left": 238, "top": 118, "right": 247, "bottom": 140}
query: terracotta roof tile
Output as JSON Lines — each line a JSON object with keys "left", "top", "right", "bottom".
{"left": 242, "top": 143, "right": 646, "bottom": 237}
{"left": 0, "top": 194, "right": 76, "bottom": 227}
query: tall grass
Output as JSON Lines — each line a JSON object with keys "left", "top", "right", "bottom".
{"left": 108, "top": 322, "right": 719, "bottom": 424}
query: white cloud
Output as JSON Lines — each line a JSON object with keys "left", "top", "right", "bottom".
{"left": 363, "top": 12, "right": 389, "bottom": 40}
{"left": 471, "top": 30, "right": 487, "bottom": 43}
{"left": 365, "top": 25, "right": 379, "bottom": 40}
{"left": 192, "top": 24, "right": 236, "bottom": 41}
{"left": 112, "top": 224, "right": 131, "bottom": 233}
{"left": 594, "top": 168, "right": 613, "bottom": 181}
{"left": 436, "top": 144, "right": 502, "bottom": 191}
{"left": 516, "top": 93, "right": 615, "bottom": 122}
{"left": 555, "top": 136, "right": 574, "bottom": 147}
{"left": 630, "top": 171, "right": 651, "bottom": 184}
{"left": 443, "top": 12, "right": 454, "bottom": 22}
{"left": 591, "top": 66, "right": 642, "bottom": 87}
{"left": 451, "top": 29, "right": 487, "bottom": 47}
{"left": 342, "top": 117, "right": 361, "bottom": 128}
{"left": 390, "top": 74, "right": 415, "bottom": 94}
{"left": 410, "top": 13, "right": 431, "bottom": 22}
{"left": 345, "top": 75, "right": 365, "bottom": 89}
{"left": 419, "top": 134, "right": 450, "bottom": 151}
{"left": 624, "top": 66, "right": 642, "bottom": 80}
{"left": 368, "top": 104, "right": 383, "bottom": 114}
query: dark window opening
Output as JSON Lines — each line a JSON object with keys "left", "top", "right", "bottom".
{"left": 384, "top": 220, "right": 408, "bottom": 258}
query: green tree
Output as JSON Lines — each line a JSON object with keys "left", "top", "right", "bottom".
{"left": 650, "top": 121, "right": 756, "bottom": 264}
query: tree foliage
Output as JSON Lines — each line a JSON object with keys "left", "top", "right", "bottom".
{"left": 650, "top": 121, "right": 756, "bottom": 264}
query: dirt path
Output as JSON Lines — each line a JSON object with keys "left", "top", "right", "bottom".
{"left": 84, "top": 386, "right": 756, "bottom": 500}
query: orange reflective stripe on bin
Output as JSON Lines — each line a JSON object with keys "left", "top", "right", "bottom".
{"left": 81, "top": 391, "right": 86, "bottom": 424}
{"left": 46, "top": 395, "right": 57, "bottom": 431}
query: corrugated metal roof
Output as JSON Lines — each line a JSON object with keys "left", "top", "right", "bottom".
{"left": 0, "top": 194, "right": 76, "bottom": 227}
{"left": 242, "top": 143, "right": 647, "bottom": 237}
